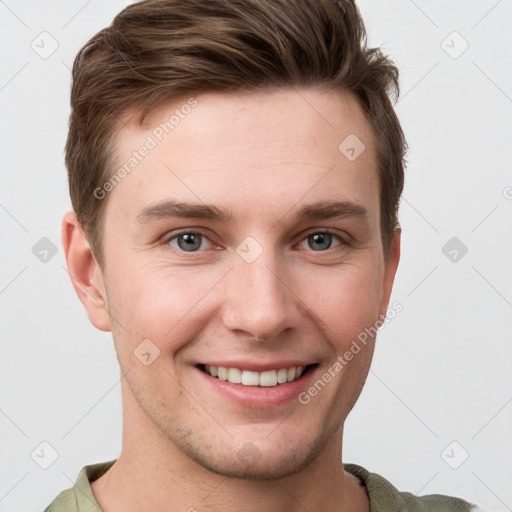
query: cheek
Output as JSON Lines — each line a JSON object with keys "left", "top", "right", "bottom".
{"left": 105, "top": 249, "right": 384, "bottom": 360}
{"left": 107, "top": 263, "right": 226, "bottom": 349}
{"left": 301, "top": 261, "right": 383, "bottom": 346}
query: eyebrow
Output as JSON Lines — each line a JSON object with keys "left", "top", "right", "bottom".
{"left": 135, "top": 200, "right": 368, "bottom": 225}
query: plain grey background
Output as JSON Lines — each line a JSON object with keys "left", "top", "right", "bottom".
{"left": 0, "top": 1, "right": 511, "bottom": 510}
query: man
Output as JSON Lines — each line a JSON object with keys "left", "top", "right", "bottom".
{"left": 45, "top": 0, "right": 482, "bottom": 510}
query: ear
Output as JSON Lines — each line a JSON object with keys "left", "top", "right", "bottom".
{"left": 61, "top": 211, "right": 111, "bottom": 332}
{"left": 379, "top": 227, "right": 401, "bottom": 318}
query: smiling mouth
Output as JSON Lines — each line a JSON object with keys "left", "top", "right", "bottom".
{"left": 197, "top": 364, "right": 317, "bottom": 387}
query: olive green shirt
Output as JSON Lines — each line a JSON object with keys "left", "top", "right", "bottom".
{"left": 44, "top": 459, "right": 482, "bottom": 511}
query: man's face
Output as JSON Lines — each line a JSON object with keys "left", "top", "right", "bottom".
{"left": 88, "top": 88, "right": 399, "bottom": 478}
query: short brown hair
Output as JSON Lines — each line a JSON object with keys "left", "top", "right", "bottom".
{"left": 66, "top": 0, "right": 407, "bottom": 268}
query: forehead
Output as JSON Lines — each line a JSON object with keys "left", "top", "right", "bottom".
{"left": 105, "top": 88, "right": 378, "bottom": 227}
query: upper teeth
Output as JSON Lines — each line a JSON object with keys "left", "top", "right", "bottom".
{"left": 204, "top": 365, "right": 305, "bottom": 387}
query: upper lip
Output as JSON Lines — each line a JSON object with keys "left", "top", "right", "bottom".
{"left": 197, "top": 361, "right": 316, "bottom": 372}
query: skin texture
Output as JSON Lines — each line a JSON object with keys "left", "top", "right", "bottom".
{"left": 62, "top": 87, "right": 400, "bottom": 512}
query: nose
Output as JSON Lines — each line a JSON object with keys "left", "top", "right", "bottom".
{"left": 221, "top": 247, "right": 302, "bottom": 341}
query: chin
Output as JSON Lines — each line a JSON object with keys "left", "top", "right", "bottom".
{"left": 177, "top": 432, "right": 329, "bottom": 481}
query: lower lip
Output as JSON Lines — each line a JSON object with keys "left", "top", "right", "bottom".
{"left": 196, "top": 366, "right": 318, "bottom": 409}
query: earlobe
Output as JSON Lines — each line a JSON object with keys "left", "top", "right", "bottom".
{"left": 61, "top": 211, "right": 111, "bottom": 332}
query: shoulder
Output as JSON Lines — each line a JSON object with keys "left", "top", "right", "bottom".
{"left": 43, "top": 460, "right": 116, "bottom": 512}
{"left": 343, "top": 462, "right": 485, "bottom": 512}
{"left": 43, "top": 487, "right": 79, "bottom": 512}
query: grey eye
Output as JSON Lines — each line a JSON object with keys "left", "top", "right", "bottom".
{"left": 170, "top": 233, "right": 209, "bottom": 252}
{"left": 309, "top": 233, "right": 332, "bottom": 251}
{"left": 299, "top": 232, "right": 342, "bottom": 252}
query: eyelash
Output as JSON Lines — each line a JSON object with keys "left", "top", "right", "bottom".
{"left": 162, "top": 228, "right": 348, "bottom": 254}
